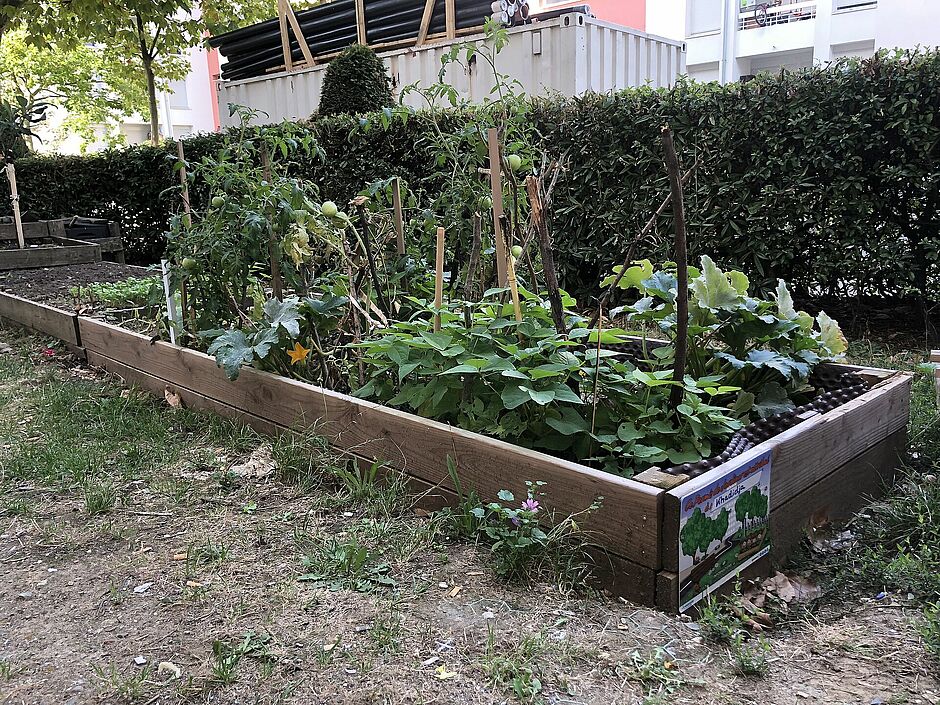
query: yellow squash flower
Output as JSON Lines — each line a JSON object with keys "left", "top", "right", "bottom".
{"left": 287, "top": 342, "right": 311, "bottom": 365}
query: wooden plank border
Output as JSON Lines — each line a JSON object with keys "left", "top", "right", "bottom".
{"left": 85, "top": 345, "right": 660, "bottom": 605}
{"left": 78, "top": 317, "right": 664, "bottom": 570}
{"left": 0, "top": 291, "right": 81, "bottom": 346}
{"left": 655, "top": 428, "right": 907, "bottom": 611}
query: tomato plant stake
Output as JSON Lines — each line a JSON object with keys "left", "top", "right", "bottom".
{"left": 174, "top": 141, "right": 196, "bottom": 334}
{"left": 587, "top": 157, "right": 699, "bottom": 331}
{"left": 392, "top": 176, "right": 405, "bottom": 256}
{"left": 434, "top": 226, "right": 445, "bottom": 333}
{"left": 487, "top": 127, "right": 508, "bottom": 287}
{"left": 526, "top": 175, "right": 566, "bottom": 335}
{"left": 464, "top": 212, "right": 483, "bottom": 302}
{"left": 353, "top": 198, "right": 390, "bottom": 315}
{"left": 260, "top": 145, "right": 284, "bottom": 301}
{"left": 661, "top": 125, "right": 689, "bottom": 414}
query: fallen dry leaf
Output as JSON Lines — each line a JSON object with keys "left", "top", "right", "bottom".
{"left": 164, "top": 388, "right": 183, "bottom": 409}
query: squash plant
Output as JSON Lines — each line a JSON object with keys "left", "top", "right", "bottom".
{"left": 351, "top": 288, "right": 743, "bottom": 476}
{"left": 607, "top": 256, "right": 848, "bottom": 417}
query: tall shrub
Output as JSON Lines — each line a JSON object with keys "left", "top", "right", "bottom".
{"left": 317, "top": 44, "right": 394, "bottom": 116}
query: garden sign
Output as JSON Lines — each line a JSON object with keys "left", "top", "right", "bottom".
{"left": 677, "top": 450, "right": 772, "bottom": 612}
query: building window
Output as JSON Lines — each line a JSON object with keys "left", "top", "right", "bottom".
{"left": 689, "top": 0, "right": 723, "bottom": 35}
{"left": 168, "top": 78, "right": 189, "bottom": 110}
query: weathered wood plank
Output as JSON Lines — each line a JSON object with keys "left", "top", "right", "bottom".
{"left": 768, "top": 428, "right": 905, "bottom": 564}
{"left": 87, "top": 350, "right": 478, "bottom": 517}
{"left": 660, "top": 373, "right": 912, "bottom": 572}
{"left": 78, "top": 317, "right": 664, "bottom": 568}
{"left": 0, "top": 291, "right": 80, "bottom": 345}
{"left": 0, "top": 221, "right": 48, "bottom": 241}
{"left": 655, "top": 429, "right": 906, "bottom": 612}
{"left": 0, "top": 243, "right": 101, "bottom": 270}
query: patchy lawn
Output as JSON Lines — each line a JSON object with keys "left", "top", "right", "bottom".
{"left": 0, "top": 327, "right": 938, "bottom": 705}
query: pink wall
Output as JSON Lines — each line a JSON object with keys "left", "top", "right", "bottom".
{"left": 537, "top": 0, "right": 646, "bottom": 30}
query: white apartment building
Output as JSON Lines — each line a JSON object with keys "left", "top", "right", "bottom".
{"left": 685, "top": 0, "right": 940, "bottom": 83}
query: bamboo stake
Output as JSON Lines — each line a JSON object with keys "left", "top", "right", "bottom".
{"left": 487, "top": 128, "right": 508, "bottom": 287}
{"left": 587, "top": 157, "right": 700, "bottom": 330}
{"left": 525, "top": 175, "right": 566, "bottom": 334}
{"left": 392, "top": 177, "right": 405, "bottom": 255}
{"left": 3, "top": 163, "right": 25, "bottom": 249}
{"left": 661, "top": 125, "right": 689, "bottom": 414}
{"left": 175, "top": 141, "right": 195, "bottom": 333}
{"left": 261, "top": 145, "right": 283, "bottom": 300}
{"left": 506, "top": 252, "right": 523, "bottom": 325}
{"left": 434, "top": 227, "right": 445, "bottom": 332}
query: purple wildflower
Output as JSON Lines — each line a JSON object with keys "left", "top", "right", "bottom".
{"left": 521, "top": 499, "right": 540, "bottom": 513}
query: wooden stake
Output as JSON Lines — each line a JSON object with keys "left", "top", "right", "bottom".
{"left": 588, "top": 156, "right": 700, "bottom": 330}
{"left": 354, "top": 199, "right": 390, "bottom": 315}
{"left": 175, "top": 141, "right": 196, "bottom": 333}
{"left": 3, "top": 163, "right": 25, "bottom": 249}
{"left": 284, "top": 0, "right": 315, "bottom": 65}
{"left": 434, "top": 227, "right": 445, "bottom": 332}
{"left": 392, "top": 177, "right": 405, "bottom": 255}
{"left": 661, "top": 125, "right": 689, "bottom": 414}
{"left": 176, "top": 141, "right": 192, "bottom": 228}
{"left": 487, "top": 128, "right": 508, "bottom": 287}
{"left": 445, "top": 0, "right": 456, "bottom": 38}
{"left": 261, "top": 146, "right": 283, "bottom": 300}
{"left": 464, "top": 212, "right": 483, "bottom": 301}
{"left": 506, "top": 252, "right": 523, "bottom": 325}
{"left": 417, "top": 0, "right": 435, "bottom": 46}
{"left": 355, "top": 0, "right": 367, "bottom": 44}
{"left": 525, "top": 175, "right": 566, "bottom": 334}
{"left": 276, "top": 0, "right": 293, "bottom": 72}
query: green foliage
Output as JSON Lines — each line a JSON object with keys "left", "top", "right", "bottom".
{"left": 318, "top": 44, "right": 394, "bottom": 117}
{"left": 9, "top": 50, "right": 938, "bottom": 299}
{"left": 0, "top": 94, "right": 41, "bottom": 159}
{"left": 70, "top": 276, "right": 160, "bottom": 309}
{"left": 615, "top": 257, "right": 847, "bottom": 410}
{"left": 352, "top": 288, "right": 744, "bottom": 475}
{"left": 298, "top": 535, "right": 397, "bottom": 592}
{"left": 0, "top": 28, "right": 147, "bottom": 150}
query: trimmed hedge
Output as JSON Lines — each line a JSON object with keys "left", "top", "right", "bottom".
{"left": 5, "top": 50, "right": 939, "bottom": 304}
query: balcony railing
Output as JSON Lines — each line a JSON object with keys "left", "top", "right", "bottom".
{"left": 738, "top": 0, "right": 817, "bottom": 30}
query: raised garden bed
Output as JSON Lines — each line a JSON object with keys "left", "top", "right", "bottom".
{"left": 0, "top": 289, "right": 912, "bottom": 611}
{"left": 0, "top": 218, "right": 125, "bottom": 270}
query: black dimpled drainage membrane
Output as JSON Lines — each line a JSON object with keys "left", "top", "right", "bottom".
{"left": 601, "top": 341, "right": 869, "bottom": 479}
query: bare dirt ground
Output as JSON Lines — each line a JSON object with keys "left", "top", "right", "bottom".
{"left": 0, "top": 329, "right": 938, "bottom": 705}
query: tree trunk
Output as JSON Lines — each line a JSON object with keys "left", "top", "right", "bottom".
{"left": 135, "top": 11, "right": 160, "bottom": 146}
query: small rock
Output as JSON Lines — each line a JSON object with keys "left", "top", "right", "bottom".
{"left": 157, "top": 661, "right": 181, "bottom": 679}
{"left": 342, "top": 511, "right": 354, "bottom": 518}
{"left": 133, "top": 582, "right": 153, "bottom": 594}
{"left": 133, "top": 656, "right": 147, "bottom": 666}
{"left": 16, "top": 592, "right": 32, "bottom": 600}
{"left": 438, "top": 582, "right": 448, "bottom": 589}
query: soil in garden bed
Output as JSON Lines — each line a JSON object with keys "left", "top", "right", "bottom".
{"left": 0, "top": 261, "right": 157, "bottom": 310}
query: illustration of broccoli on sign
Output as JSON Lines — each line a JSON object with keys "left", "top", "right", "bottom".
{"left": 734, "top": 487, "right": 769, "bottom": 533}
{"left": 680, "top": 508, "right": 730, "bottom": 562}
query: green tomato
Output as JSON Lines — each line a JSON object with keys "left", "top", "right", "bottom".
{"left": 211, "top": 195, "right": 226, "bottom": 208}
{"left": 510, "top": 245, "right": 523, "bottom": 259}
{"left": 507, "top": 154, "right": 523, "bottom": 172}
{"left": 320, "top": 200, "right": 338, "bottom": 217}
{"left": 181, "top": 257, "right": 199, "bottom": 273}
{"left": 480, "top": 195, "right": 493, "bottom": 211}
